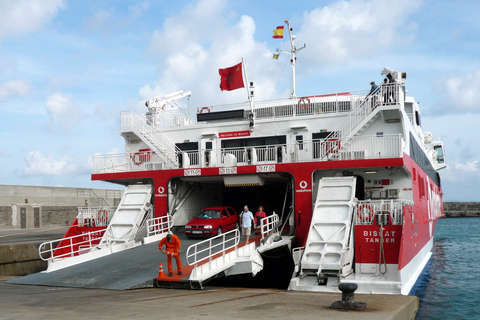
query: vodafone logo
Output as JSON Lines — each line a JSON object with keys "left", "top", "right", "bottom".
{"left": 296, "top": 180, "right": 311, "bottom": 193}
{"left": 155, "top": 186, "right": 167, "bottom": 197}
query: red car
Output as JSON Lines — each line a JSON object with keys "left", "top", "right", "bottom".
{"left": 184, "top": 206, "right": 239, "bottom": 238}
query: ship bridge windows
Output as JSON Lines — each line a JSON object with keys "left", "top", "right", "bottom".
{"left": 433, "top": 144, "right": 445, "bottom": 163}
{"left": 221, "top": 135, "right": 286, "bottom": 148}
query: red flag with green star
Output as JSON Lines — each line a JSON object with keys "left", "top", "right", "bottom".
{"left": 219, "top": 62, "right": 244, "bottom": 91}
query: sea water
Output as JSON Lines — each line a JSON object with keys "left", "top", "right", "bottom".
{"left": 415, "top": 217, "right": 480, "bottom": 320}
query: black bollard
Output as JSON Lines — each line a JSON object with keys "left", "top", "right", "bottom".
{"left": 330, "top": 283, "right": 367, "bottom": 310}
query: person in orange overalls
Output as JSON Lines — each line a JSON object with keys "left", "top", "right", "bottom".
{"left": 159, "top": 233, "right": 182, "bottom": 276}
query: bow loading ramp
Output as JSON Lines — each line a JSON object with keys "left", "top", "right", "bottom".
{"left": 7, "top": 215, "right": 294, "bottom": 290}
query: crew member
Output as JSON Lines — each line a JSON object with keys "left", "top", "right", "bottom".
{"left": 159, "top": 233, "right": 182, "bottom": 276}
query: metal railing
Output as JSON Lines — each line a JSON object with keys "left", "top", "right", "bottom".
{"left": 39, "top": 229, "right": 107, "bottom": 261}
{"left": 353, "top": 199, "right": 413, "bottom": 225}
{"left": 319, "top": 84, "right": 403, "bottom": 155}
{"left": 146, "top": 214, "right": 172, "bottom": 237}
{"left": 77, "top": 206, "right": 116, "bottom": 227}
{"left": 93, "top": 134, "right": 404, "bottom": 174}
{"left": 186, "top": 228, "right": 240, "bottom": 267}
{"left": 260, "top": 213, "right": 279, "bottom": 240}
{"left": 142, "top": 92, "right": 364, "bottom": 129}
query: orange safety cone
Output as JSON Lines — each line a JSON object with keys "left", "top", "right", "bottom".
{"left": 156, "top": 263, "right": 166, "bottom": 280}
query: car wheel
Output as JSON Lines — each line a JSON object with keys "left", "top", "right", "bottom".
{"left": 217, "top": 227, "right": 222, "bottom": 236}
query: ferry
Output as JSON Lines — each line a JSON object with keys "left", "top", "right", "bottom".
{"left": 37, "top": 20, "right": 446, "bottom": 295}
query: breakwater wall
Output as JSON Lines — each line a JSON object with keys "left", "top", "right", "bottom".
{"left": 443, "top": 202, "right": 480, "bottom": 218}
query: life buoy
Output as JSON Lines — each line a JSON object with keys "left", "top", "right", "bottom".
{"left": 198, "top": 107, "right": 211, "bottom": 113}
{"left": 326, "top": 139, "right": 340, "bottom": 153}
{"left": 132, "top": 154, "right": 142, "bottom": 165}
{"left": 298, "top": 97, "right": 311, "bottom": 110}
{"left": 357, "top": 204, "right": 374, "bottom": 221}
{"left": 97, "top": 209, "right": 108, "bottom": 224}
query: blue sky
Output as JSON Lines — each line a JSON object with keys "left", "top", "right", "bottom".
{"left": 0, "top": 0, "right": 479, "bottom": 202}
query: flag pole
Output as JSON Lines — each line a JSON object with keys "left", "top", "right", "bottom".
{"left": 242, "top": 58, "right": 254, "bottom": 113}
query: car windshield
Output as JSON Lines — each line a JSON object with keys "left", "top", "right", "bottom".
{"left": 195, "top": 210, "right": 220, "bottom": 219}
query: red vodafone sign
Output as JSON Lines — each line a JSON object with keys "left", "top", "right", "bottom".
{"left": 219, "top": 130, "right": 250, "bottom": 138}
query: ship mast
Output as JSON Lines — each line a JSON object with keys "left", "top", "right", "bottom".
{"left": 276, "top": 19, "right": 306, "bottom": 98}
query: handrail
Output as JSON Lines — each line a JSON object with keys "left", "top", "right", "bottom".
{"left": 121, "top": 111, "right": 180, "bottom": 168}
{"left": 260, "top": 213, "right": 279, "bottom": 240}
{"left": 77, "top": 206, "right": 116, "bottom": 227}
{"left": 319, "top": 83, "right": 403, "bottom": 157}
{"left": 186, "top": 228, "right": 240, "bottom": 267}
{"left": 39, "top": 229, "right": 106, "bottom": 261}
{"left": 93, "top": 134, "right": 404, "bottom": 174}
{"left": 146, "top": 214, "right": 172, "bottom": 237}
{"left": 353, "top": 199, "right": 413, "bottom": 225}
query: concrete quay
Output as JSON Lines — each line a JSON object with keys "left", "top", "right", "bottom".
{"left": 0, "top": 278, "right": 418, "bottom": 320}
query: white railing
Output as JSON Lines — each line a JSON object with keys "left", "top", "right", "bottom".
{"left": 319, "top": 83, "right": 403, "bottom": 154}
{"left": 77, "top": 206, "right": 116, "bottom": 227}
{"left": 186, "top": 228, "right": 240, "bottom": 267}
{"left": 146, "top": 214, "right": 172, "bottom": 237}
{"left": 121, "top": 111, "right": 180, "bottom": 167}
{"left": 260, "top": 213, "right": 279, "bottom": 240}
{"left": 353, "top": 199, "right": 413, "bottom": 225}
{"left": 93, "top": 134, "right": 404, "bottom": 174}
{"left": 39, "top": 229, "right": 106, "bottom": 261}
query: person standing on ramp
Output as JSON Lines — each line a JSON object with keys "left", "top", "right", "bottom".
{"left": 159, "top": 233, "right": 182, "bottom": 276}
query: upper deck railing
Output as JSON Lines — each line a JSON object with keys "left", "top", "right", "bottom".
{"left": 93, "top": 134, "right": 404, "bottom": 174}
{"left": 145, "top": 91, "right": 369, "bottom": 129}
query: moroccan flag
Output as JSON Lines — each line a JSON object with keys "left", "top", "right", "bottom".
{"left": 219, "top": 62, "right": 244, "bottom": 91}
{"left": 272, "top": 26, "right": 284, "bottom": 39}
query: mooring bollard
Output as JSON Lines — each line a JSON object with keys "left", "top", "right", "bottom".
{"left": 330, "top": 283, "right": 367, "bottom": 310}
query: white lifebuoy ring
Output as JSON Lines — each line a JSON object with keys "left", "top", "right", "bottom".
{"left": 198, "top": 107, "right": 211, "bottom": 113}
{"left": 357, "top": 204, "right": 374, "bottom": 221}
{"left": 326, "top": 139, "right": 340, "bottom": 153}
{"left": 97, "top": 209, "right": 108, "bottom": 224}
{"left": 298, "top": 97, "right": 311, "bottom": 110}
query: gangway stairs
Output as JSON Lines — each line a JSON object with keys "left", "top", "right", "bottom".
{"left": 289, "top": 176, "right": 357, "bottom": 292}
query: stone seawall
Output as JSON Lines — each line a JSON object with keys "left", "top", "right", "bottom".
{"left": 444, "top": 202, "right": 480, "bottom": 218}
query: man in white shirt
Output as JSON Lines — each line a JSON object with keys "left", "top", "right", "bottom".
{"left": 240, "top": 205, "right": 254, "bottom": 244}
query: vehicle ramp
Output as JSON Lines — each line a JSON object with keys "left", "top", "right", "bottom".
{"left": 98, "top": 184, "right": 153, "bottom": 247}
{"left": 289, "top": 176, "right": 357, "bottom": 292}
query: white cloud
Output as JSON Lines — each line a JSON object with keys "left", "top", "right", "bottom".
{"left": 45, "top": 92, "right": 82, "bottom": 131}
{"left": 0, "top": 79, "right": 33, "bottom": 101}
{"left": 142, "top": 0, "right": 279, "bottom": 107}
{"left": 433, "top": 69, "right": 480, "bottom": 114}
{"left": 21, "top": 151, "right": 91, "bottom": 177}
{"left": 298, "top": 0, "right": 422, "bottom": 64}
{"left": 0, "top": 0, "right": 65, "bottom": 41}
